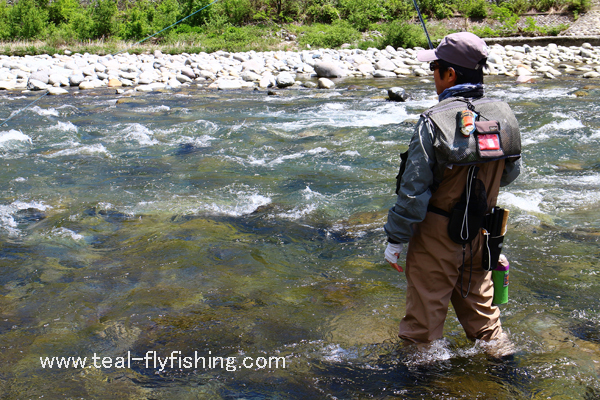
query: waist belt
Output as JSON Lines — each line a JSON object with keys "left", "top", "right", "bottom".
{"left": 427, "top": 205, "right": 451, "bottom": 218}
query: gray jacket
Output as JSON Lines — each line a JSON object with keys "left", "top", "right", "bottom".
{"left": 384, "top": 111, "right": 521, "bottom": 245}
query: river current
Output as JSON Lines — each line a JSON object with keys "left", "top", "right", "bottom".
{"left": 0, "top": 76, "right": 599, "bottom": 399}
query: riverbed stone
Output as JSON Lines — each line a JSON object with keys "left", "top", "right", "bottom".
{"left": 318, "top": 77, "right": 335, "bottom": 89}
{"left": 47, "top": 87, "right": 69, "bottom": 95}
{"left": 0, "top": 81, "right": 16, "bottom": 90}
{"left": 27, "top": 79, "right": 47, "bottom": 90}
{"left": 373, "top": 70, "right": 397, "bottom": 78}
{"left": 583, "top": 71, "right": 600, "bottom": 78}
{"left": 69, "top": 74, "right": 84, "bottom": 86}
{"left": 29, "top": 71, "right": 49, "bottom": 84}
{"left": 276, "top": 72, "right": 295, "bottom": 88}
{"left": 108, "top": 78, "right": 122, "bottom": 87}
{"left": 375, "top": 58, "right": 397, "bottom": 71}
{"left": 388, "top": 87, "right": 408, "bottom": 102}
{"left": 313, "top": 61, "right": 346, "bottom": 78}
{"left": 217, "top": 79, "right": 243, "bottom": 90}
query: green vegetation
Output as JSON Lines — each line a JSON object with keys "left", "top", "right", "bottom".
{"left": 0, "top": 0, "right": 590, "bottom": 54}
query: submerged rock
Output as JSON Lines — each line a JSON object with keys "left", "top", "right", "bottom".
{"left": 388, "top": 87, "right": 408, "bottom": 102}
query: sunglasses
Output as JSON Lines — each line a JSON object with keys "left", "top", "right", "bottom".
{"left": 429, "top": 61, "right": 440, "bottom": 71}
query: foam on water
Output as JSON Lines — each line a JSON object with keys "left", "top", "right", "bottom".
{"left": 498, "top": 191, "right": 543, "bottom": 213}
{"left": 0, "top": 130, "right": 32, "bottom": 146}
{"left": 174, "top": 134, "right": 215, "bottom": 148}
{"left": 276, "top": 186, "right": 326, "bottom": 220}
{"left": 46, "top": 143, "right": 111, "bottom": 158}
{"left": 523, "top": 117, "right": 585, "bottom": 145}
{"left": 495, "top": 86, "right": 574, "bottom": 101}
{"left": 51, "top": 227, "right": 85, "bottom": 241}
{"left": 29, "top": 106, "right": 59, "bottom": 117}
{"left": 270, "top": 102, "right": 411, "bottom": 131}
{"left": 131, "top": 105, "right": 171, "bottom": 113}
{"left": 121, "top": 123, "right": 159, "bottom": 146}
{"left": 233, "top": 147, "right": 330, "bottom": 167}
{"left": 54, "top": 121, "right": 78, "bottom": 133}
{"left": 199, "top": 193, "right": 271, "bottom": 217}
{"left": 0, "top": 200, "right": 51, "bottom": 236}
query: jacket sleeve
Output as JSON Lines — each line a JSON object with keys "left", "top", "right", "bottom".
{"left": 384, "top": 117, "right": 437, "bottom": 244}
{"left": 500, "top": 157, "right": 521, "bottom": 187}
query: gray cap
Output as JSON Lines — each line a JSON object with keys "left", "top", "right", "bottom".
{"left": 417, "top": 32, "right": 488, "bottom": 70}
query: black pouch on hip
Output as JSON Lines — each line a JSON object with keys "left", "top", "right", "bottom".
{"left": 447, "top": 166, "right": 488, "bottom": 245}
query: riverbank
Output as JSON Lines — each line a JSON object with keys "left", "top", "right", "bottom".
{"left": 1, "top": 40, "right": 599, "bottom": 97}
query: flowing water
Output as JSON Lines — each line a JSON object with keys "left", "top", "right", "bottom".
{"left": 0, "top": 76, "right": 599, "bottom": 399}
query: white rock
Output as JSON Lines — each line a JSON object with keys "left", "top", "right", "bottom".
{"left": 148, "top": 82, "right": 166, "bottom": 90}
{"left": 313, "top": 61, "right": 346, "bottom": 78}
{"left": 0, "top": 80, "right": 16, "bottom": 90}
{"left": 119, "top": 71, "right": 138, "bottom": 80}
{"left": 28, "top": 79, "right": 48, "bottom": 90}
{"left": 373, "top": 70, "right": 397, "bottom": 78}
{"left": 78, "top": 81, "right": 96, "bottom": 90}
{"left": 375, "top": 58, "right": 397, "bottom": 71}
{"left": 276, "top": 72, "right": 295, "bottom": 88}
{"left": 317, "top": 77, "right": 335, "bottom": 89}
{"left": 241, "top": 71, "right": 261, "bottom": 82}
{"left": 583, "top": 71, "right": 600, "bottom": 78}
{"left": 167, "top": 79, "right": 182, "bottom": 88}
{"left": 69, "top": 74, "right": 85, "bottom": 86}
{"left": 357, "top": 64, "right": 375, "bottom": 74}
{"left": 136, "top": 85, "right": 154, "bottom": 92}
{"left": 516, "top": 66, "right": 533, "bottom": 76}
{"left": 394, "top": 68, "right": 412, "bottom": 75}
{"left": 47, "top": 87, "right": 69, "bottom": 95}
{"left": 259, "top": 76, "right": 273, "bottom": 88}
{"left": 413, "top": 68, "right": 429, "bottom": 77}
{"left": 176, "top": 74, "right": 193, "bottom": 83}
{"left": 217, "top": 80, "right": 243, "bottom": 90}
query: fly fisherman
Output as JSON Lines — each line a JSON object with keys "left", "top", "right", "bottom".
{"left": 384, "top": 32, "right": 522, "bottom": 345}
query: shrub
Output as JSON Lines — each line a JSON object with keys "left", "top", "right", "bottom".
{"left": 69, "top": 7, "right": 95, "bottom": 40}
{"left": 10, "top": 0, "right": 48, "bottom": 39}
{"left": 48, "top": 0, "right": 80, "bottom": 25}
{"left": 418, "top": 0, "right": 454, "bottom": 19}
{"left": 383, "top": 0, "right": 414, "bottom": 20}
{"left": 306, "top": 0, "right": 340, "bottom": 23}
{"left": 380, "top": 20, "right": 428, "bottom": 49}
{"left": 90, "top": 0, "right": 118, "bottom": 38}
{"left": 179, "top": 0, "right": 215, "bottom": 26}
{"left": 567, "top": 0, "right": 591, "bottom": 14}
{"left": 298, "top": 20, "right": 360, "bottom": 48}
{"left": 213, "top": 0, "right": 252, "bottom": 25}
{"left": 154, "top": 0, "right": 180, "bottom": 34}
{"left": 338, "top": 0, "right": 387, "bottom": 31}
{"left": 0, "top": 0, "right": 10, "bottom": 40}
{"left": 458, "top": 0, "right": 489, "bottom": 18}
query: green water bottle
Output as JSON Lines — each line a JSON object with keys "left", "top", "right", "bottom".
{"left": 492, "top": 254, "right": 509, "bottom": 305}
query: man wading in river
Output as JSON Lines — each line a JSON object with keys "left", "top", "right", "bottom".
{"left": 383, "top": 32, "right": 522, "bottom": 347}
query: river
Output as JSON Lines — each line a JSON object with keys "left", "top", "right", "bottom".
{"left": 0, "top": 76, "right": 599, "bottom": 399}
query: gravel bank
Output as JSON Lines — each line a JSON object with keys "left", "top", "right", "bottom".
{"left": 1, "top": 41, "right": 600, "bottom": 95}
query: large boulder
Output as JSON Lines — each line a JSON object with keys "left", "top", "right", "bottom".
{"left": 27, "top": 79, "right": 48, "bottom": 90}
{"left": 69, "top": 73, "right": 85, "bottom": 86}
{"left": 313, "top": 62, "right": 346, "bottom": 78}
{"left": 375, "top": 59, "right": 397, "bottom": 72}
{"left": 29, "top": 70, "right": 50, "bottom": 84}
{"left": 276, "top": 72, "right": 295, "bottom": 88}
